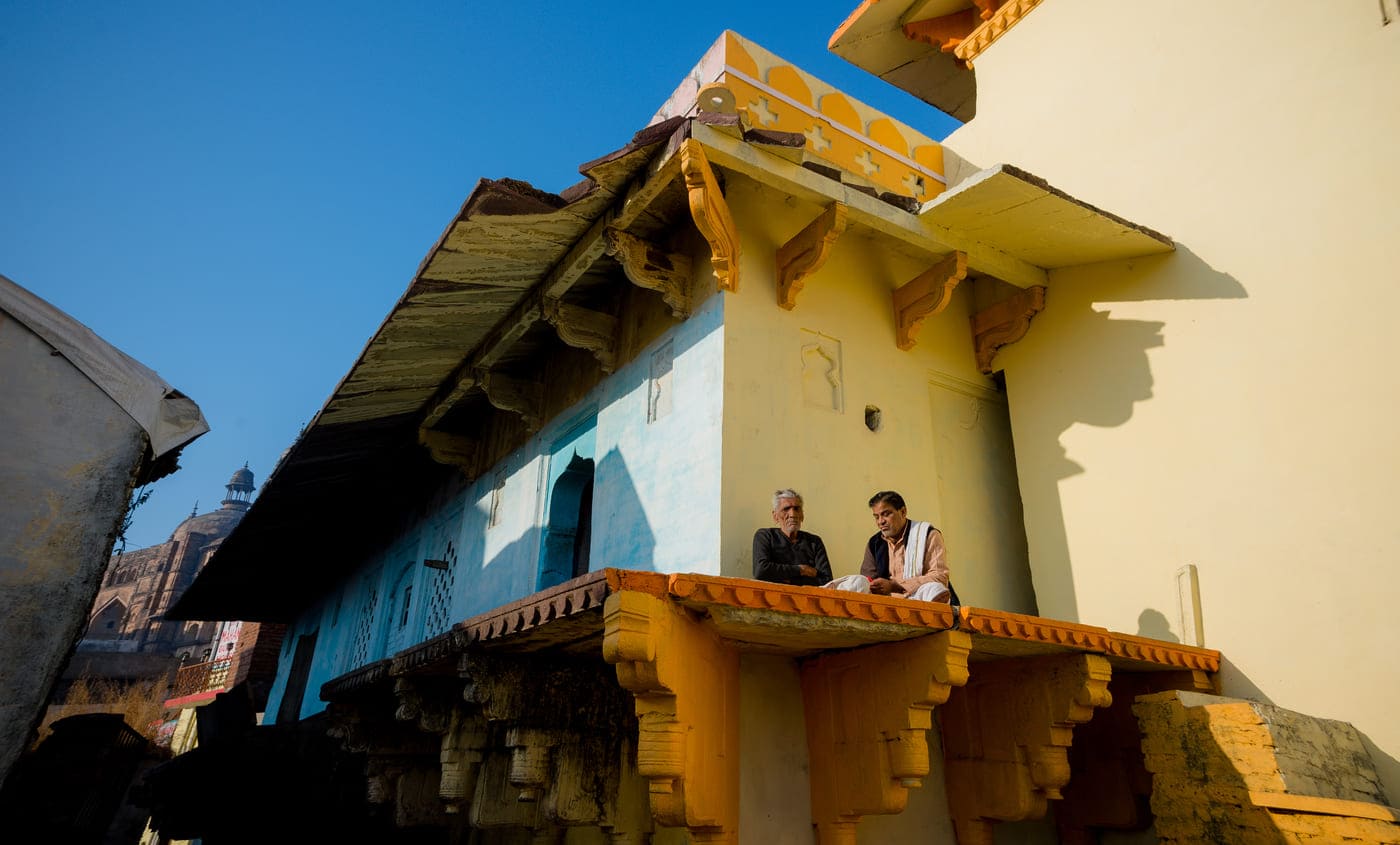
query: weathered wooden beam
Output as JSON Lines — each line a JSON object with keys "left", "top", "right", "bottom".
{"left": 893, "top": 250, "right": 967, "bottom": 350}
{"left": 776, "top": 202, "right": 848, "bottom": 310}
{"left": 605, "top": 228, "right": 692, "bottom": 318}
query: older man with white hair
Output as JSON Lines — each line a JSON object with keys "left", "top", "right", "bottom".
{"left": 752, "top": 488, "right": 833, "bottom": 587}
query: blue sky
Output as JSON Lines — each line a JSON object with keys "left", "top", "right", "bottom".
{"left": 2, "top": 1, "right": 959, "bottom": 550}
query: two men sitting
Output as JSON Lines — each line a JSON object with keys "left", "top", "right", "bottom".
{"left": 752, "top": 488, "right": 956, "bottom": 604}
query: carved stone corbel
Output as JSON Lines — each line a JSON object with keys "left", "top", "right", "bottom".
{"left": 776, "top": 202, "right": 847, "bottom": 310}
{"left": 439, "top": 707, "right": 488, "bottom": 815}
{"left": 971, "top": 284, "right": 1046, "bottom": 373}
{"left": 605, "top": 227, "right": 692, "bottom": 319}
{"left": 602, "top": 590, "right": 740, "bottom": 841}
{"left": 940, "top": 653, "right": 1113, "bottom": 845}
{"left": 800, "top": 630, "right": 972, "bottom": 844}
{"left": 542, "top": 297, "right": 618, "bottom": 372}
{"left": 417, "top": 428, "right": 477, "bottom": 471}
{"left": 679, "top": 138, "right": 740, "bottom": 294}
{"left": 476, "top": 369, "right": 544, "bottom": 432}
{"left": 893, "top": 250, "right": 968, "bottom": 350}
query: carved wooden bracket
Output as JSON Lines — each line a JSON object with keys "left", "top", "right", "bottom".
{"left": 940, "top": 653, "right": 1113, "bottom": 845}
{"left": 776, "top": 202, "right": 848, "bottom": 310}
{"left": 894, "top": 250, "right": 968, "bottom": 350}
{"left": 971, "top": 284, "right": 1046, "bottom": 373}
{"left": 679, "top": 138, "right": 740, "bottom": 294}
{"left": 903, "top": 8, "right": 981, "bottom": 54}
{"left": 476, "top": 369, "right": 543, "bottom": 432}
{"left": 800, "top": 630, "right": 972, "bottom": 844}
{"left": 602, "top": 590, "right": 739, "bottom": 841}
{"left": 542, "top": 297, "right": 618, "bottom": 372}
{"left": 418, "top": 427, "right": 477, "bottom": 471}
{"left": 605, "top": 227, "right": 693, "bottom": 319}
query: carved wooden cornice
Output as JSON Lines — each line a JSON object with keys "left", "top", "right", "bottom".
{"left": 971, "top": 284, "right": 1045, "bottom": 373}
{"left": 954, "top": 0, "right": 1045, "bottom": 67}
{"left": 801, "top": 631, "right": 971, "bottom": 842}
{"left": 776, "top": 202, "right": 848, "bottom": 310}
{"left": 1105, "top": 632, "right": 1220, "bottom": 672}
{"left": 958, "top": 607, "right": 1114, "bottom": 650}
{"left": 894, "top": 250, "right": 968, "bottom": 350}
{"left": 942, "top": 653, "right": 1113, "bottom": 845}
{"left": 475, "top": 368, "right": 544, "bottom": 432}
{"left": 602, "top": 590, "right": 739, "bottom": 840}
{"left": 541, "top": 296, "right": 618, "bottom": 373}
{"left": 417, "top": 427, "right": 478, "bottom": 472}
{"left": 679, "top": 138, "right": 741, "bottom": 294}
{"left": 605, "top": 227, "right": 693, "bottom": 319}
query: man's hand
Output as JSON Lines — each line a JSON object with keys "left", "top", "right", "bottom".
{"left": 869, "top": 577, "right": 905, "bottom": 596}
{"left": 798, "top": 565, "right": 818, "bottom": 578}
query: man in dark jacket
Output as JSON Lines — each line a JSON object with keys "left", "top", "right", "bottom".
{"left": 752, "top": 488, "right": 833, "bottom": 587}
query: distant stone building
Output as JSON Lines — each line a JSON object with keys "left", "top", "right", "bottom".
{"left": 62, "top": 467, "right": 256, "bottom": 694}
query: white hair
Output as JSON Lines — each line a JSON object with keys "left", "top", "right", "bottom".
{"left": 772, "top": 488, "right": 803, "bottom": 510}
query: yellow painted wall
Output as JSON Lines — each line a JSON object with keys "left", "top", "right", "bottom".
{"left": 938, "top": 0, "right": 1400, "bottom": 796}
{"left": 715, "top": 172, "right": 1038, "bottom": 616}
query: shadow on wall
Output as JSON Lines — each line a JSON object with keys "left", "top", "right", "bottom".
{"left": 452, "top": 446, "right": 659, "bottom": 623}
{"left": 1012, "top": 245, "right": 1246, "bottom": 621}
{"left": 1135, "top": 608, "right": 1178, "bottom": 643}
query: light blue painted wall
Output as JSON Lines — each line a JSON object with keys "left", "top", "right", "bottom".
{"left": 264, "top": 295, "right": 725, "bottom": 723}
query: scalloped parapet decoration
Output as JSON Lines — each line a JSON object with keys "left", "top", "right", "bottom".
{"left": 953, "top": 0, "right": 1047, "bottom": 67}
{"left": 652, "top": 31, "right": 946, "bottom": 204}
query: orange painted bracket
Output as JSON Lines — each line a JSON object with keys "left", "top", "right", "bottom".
{"left": 776, "top": 202, "right": 847, "bottom": 310}
{"left": 801, "top": 630, "right": 972, "bottom": 843}
{"left": 894, "top": 251, "right": 967, "bottom": 350}
{"left": 940, "top": 653, "right": 1113, "bottom": 845}
{"left": 680, "top": 139, "right": 741, "bottom": 294}
{"left": 970, "top": 284, "right": 1045, "bottom": 373}
{"left": 603, "top": 591, "right": 739, "bottom": 842}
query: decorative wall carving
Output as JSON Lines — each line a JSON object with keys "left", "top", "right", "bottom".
{"left": 893, "top": 250, "right": 968, "bottom": 350}
{"left": 679, "top": 139, "right": 741, "bottom": 294}
{"left": 800, "top": 330, "right": 844, "bottom": 412}
{"left": 800, "top": 631, "right": 972, "bottom": 843}
{"left": 605, "top": 227, "right": 693, "bottom": 319}
{"left": 776, "top": 202, "right": 847, "bottom": 310}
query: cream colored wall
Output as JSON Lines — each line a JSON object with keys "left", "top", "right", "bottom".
{"left": 939, "top": 0, "right": 1400, "bottom": 794}
{"left": 716, "top": 173, "right": 1038, "bottom": 616}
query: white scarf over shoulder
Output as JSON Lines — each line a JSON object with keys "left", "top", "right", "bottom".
{"left": 904, "top": 521, "right": 931, "bottom": 581}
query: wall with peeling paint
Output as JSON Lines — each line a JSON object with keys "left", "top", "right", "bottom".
{"left": 0, "top": 311, "right": 148, "bottom": 788}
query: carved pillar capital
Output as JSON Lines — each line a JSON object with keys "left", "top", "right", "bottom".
{"left": 776, "top": 202, "right": 848, "bottom": 310}
{"left": 680, "top": 139, "right": 740, "bottom": 294}
{"left": 800, "top": 630, "right": 972, "bottom": 841}
{"left": 603, "top": 590, "right": 739, "bottom": 841}
{"left": 894, "top": 251, "right": 968, "bottom": 350}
